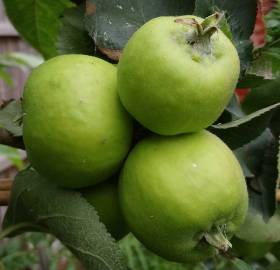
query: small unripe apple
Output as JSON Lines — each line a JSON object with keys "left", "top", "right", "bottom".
{"left": 232, "top": 207, "right": 280, "bottom": 261}
{"left": 231, "top": 237, "right": 273, "bottom": 261}
{"left": 235, "top": 207, "right": 280, "bottom": 243}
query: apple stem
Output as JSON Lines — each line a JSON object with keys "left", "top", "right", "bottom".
{"left": 175, "top": 12, "right": 225, "bottom": 54}
{"left": 199, "top": 12, "right": 225, "bottom": 37}
{"left": 204, "top": 225, "right": 232, "bottom": 252}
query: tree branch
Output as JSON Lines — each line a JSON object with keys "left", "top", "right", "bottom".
{"left": 0, "top": 179, "right": 13, "bottom": 190}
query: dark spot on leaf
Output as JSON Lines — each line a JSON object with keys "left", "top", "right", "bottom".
{"left": 85, "top": 1, "right": 195, "bottom": 52}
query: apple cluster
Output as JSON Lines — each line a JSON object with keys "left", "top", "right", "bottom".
{"left": 22, "top": 14, "right": 249, "bottom": 263}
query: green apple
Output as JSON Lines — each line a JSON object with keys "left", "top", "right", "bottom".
{"left": 83, "top": 179, "right": 128, "bottom": 240}
{"left": 119, "top": 130, "right": 248, "bottom": 262}
{"left": 232, "top": 207, "right": 280, "bottom": 261}
{"left": 235, "top": 207, "right": 280, "bottom": 243}
{"left": 271, "top": 242, "right": 280, "bottom": 260}
{"left": 23, "top": 55, "right": 133, "bottom": 189}
{"left": 117, "top": 14, "right": 240, "bottom": 135}
{"left": 231, "top": 237, "right": 273, "bottom": 261}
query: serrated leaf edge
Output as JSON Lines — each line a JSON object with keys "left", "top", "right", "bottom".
{"left": 212, "top": 102, "right": 280, "bottom": 129}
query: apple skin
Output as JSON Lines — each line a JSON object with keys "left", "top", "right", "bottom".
{"left": 23, "top": 54, "right": 133, "bottom": 189}
{"left": 271, "top": 242, "right": 280, "bottom": 260}
{"left": 232, "top": 207, "right": 280, "bottom": 261}
{"left": 119, "top": 130, "right": 248, "bottom": 262}
{"left": 235, "top": 207, "right": 280, "bottom": 243}
{"left": 83, "top": 179, "right": 128, "bottom": 240}
{"left": 117, "top": 15, "right": 240, "bottom": 135}
{"left": 231, "top": 237, "right": 273, "bottom": 261}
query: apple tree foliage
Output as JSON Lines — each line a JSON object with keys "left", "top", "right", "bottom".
{"left": 0, "top": 0, "right": 280, "bottom": 269}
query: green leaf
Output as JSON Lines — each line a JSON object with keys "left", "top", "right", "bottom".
{"left": 0, "top": 145, "right": 23, "bottom": 169}
{"left": 237, "top": 74, "right": 271, "bottom": 89}
{"left": 0, "top": 53, "right": 42, "bottom": 89}
{"left": 217, "top": 95, "right": 245, "bottom": 125}
{"left": 120, "top": 234, "right": 188, "bottom": 270}
{"left": 270, "top": 111, "right": 280, "bottom": 139}
{"left": 0, "top": 53, "right": 43, "bottom": 70}
{"left": 237, "top": 130, "right": 278, "bottom": 219}
{"left": 210, "top": 103, "right": 280, "bottom": 149}
{"left": 242, "top": 78, "right": 280, "bottom": 114}
{"left": 218, "top": 15, "right": 233, "bottom": 41}
{"left": 1, "top": 251, "right": 37, "bottom": 270}
{"left": 225, "top": 95, "right": 245, "bottom": 119}
{"left": 234, "top": 149, "right": 254, "bottom": 178}
{"left": 56, "top": 4, "right": 94, "bottom": 55}
{"left": 246, "top": 49, "right": 280, "bottom": 81}
{"left": 84, "top": 0, "right": 195, "bottom": 58}
{"left": 239, "top": 22, "right": 280, "bottom": 82}
{"left": 265, "top": 0, "right": 280, "bottom": 50}
{"left": 230, "top": 258, "right": 254, "bottom": 270}
{"left": 3, "top": 168, "right": 126, "bottom": 270}
{"left": 235, "top": 130, "right": 271, "bottom": 179}
{"left": 242, "top": 78, "right": 280, "bottom": 138}
{"left": 194, "top": 0, "right": 257, "bottom": 73}
{"left": 0, "top": 100, "right": 23, "bottom": 137}
{"left": 3, "top": 0, "right": 74, "bottom": 59}
{"left": 257, "top": 137, "right": 279, "bottom": 219}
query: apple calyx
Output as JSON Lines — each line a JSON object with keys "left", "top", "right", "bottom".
{"left": 174, "top": 12, "right": 224, "bottom": 55}
{"left": 204, "top": 225, "right": 232, "bottom": 252}
{"left": 200, "top": 12, "right": 224, "bottom": 37}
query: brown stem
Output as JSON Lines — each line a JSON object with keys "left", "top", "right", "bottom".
{"left": 0, "top": 179, "right": 13, "bottom": 206}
